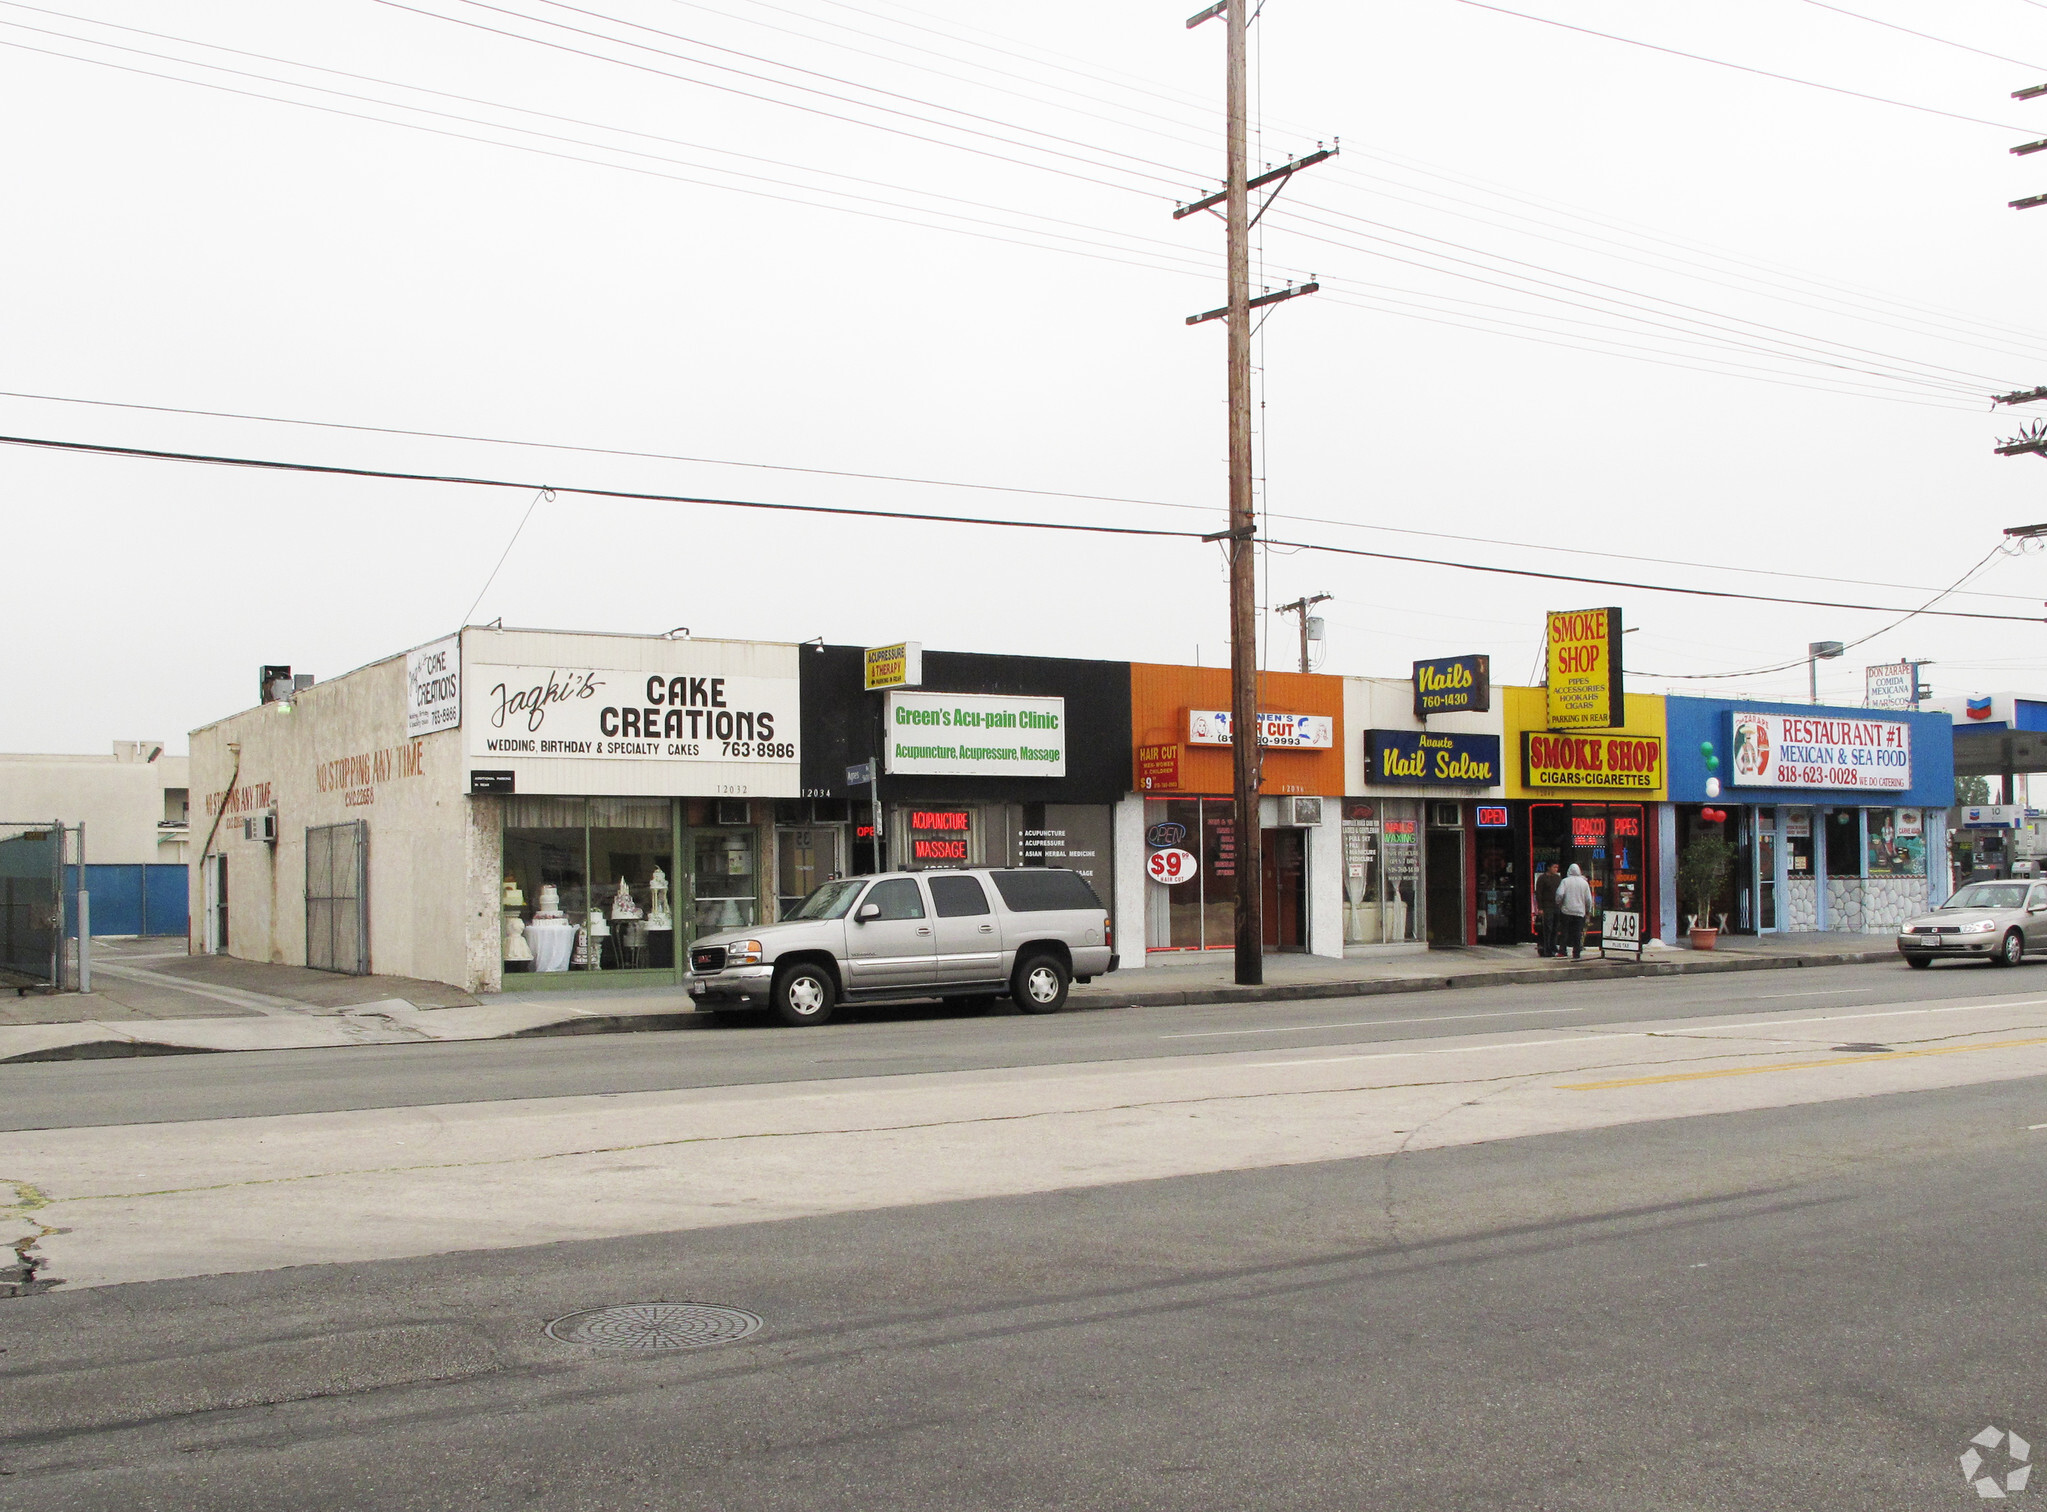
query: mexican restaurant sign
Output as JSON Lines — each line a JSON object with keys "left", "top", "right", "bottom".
{"left": 1522, "top": 731, "right": 1664, "bottom": 791}
{"left": 1730, "top": 712, "right": 1912, "bottom": 791}
{"left": 1545, "top": 607, "right": 1624, "bottom": 730}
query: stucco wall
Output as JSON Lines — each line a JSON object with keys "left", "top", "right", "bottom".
{"left": 0, "top": 751, "right": 191, "bottom": 864}
{"left": 188, "top": 656, "right": 481, "bottom": 987}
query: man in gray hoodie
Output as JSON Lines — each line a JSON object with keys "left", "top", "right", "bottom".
{"left": 1556, "top": 863, "right": 1595, "bottom": 960}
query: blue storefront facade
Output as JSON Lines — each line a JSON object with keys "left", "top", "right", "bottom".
{"left": 1663, "top": 697, "right": 1955, "bottom": 938}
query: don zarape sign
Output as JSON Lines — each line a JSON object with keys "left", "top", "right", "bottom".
{"left": 887, "top": 690, "right": 1066, "bottom": 776}
{"left": 466, "top": 663, "right": 799, "bottom": 764}
{"left": 1365, "top": 730, "right": 1501, "bottom": 787}
{"left": 1522, "top": 731, "right": 1664, "bottom": 791}
{"left": 1412, "top": 655, "right": 1490, "bottom": 719}
{"left": 1730, "top": 712, "right": 1912, "bottom": 791}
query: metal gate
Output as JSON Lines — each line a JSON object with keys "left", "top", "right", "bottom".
{"left": 305, "top": 820, "right": 369, "bottom": 975}
{"left": 0, "top": 823, "right": 62, "bottom": 984}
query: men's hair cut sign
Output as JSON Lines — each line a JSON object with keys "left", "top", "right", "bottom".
{"left": 1545, "top": 607, "right": 1624, "bottom": 730}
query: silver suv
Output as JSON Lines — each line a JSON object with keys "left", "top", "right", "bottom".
{"left": 687, "top": 867, "right": 1117, "bottom": 1026}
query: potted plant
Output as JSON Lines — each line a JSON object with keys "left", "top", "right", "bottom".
{"left": 1678, "top": 834, "right": 1737, "bottom": 949}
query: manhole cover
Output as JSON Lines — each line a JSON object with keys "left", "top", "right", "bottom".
{"left": 545, "top": 1303, "right": 763, "bottom": 1352}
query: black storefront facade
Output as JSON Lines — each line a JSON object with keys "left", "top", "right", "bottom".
{"left": 794, "top": 646, "right": 1133, "bottom": 917}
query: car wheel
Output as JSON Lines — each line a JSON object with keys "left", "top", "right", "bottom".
{"left": 771, "top": 962, "right": 835, "bottom": 1026}
{"left": 1994, "top": 930, "right": 2026, "bottom": 968}
{"left": 1905, "top": 956, "right": 1932, "bottom": 970}
{"left": 1011, "top": 953, "right": 1069, "bottom": 1014}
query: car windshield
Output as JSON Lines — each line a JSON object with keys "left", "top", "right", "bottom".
{"left": 787, "top": 879, "right": 866, "bottom": 920}
{"left": 1946, "top": 883, "right": 2029, "bottom": 910}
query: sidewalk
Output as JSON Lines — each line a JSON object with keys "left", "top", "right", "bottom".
{"left": 0, "top": 932, "right": 1903, "bottom": 1063}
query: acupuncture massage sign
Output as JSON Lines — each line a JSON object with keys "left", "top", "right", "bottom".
{"left": 1730, "top": 712, "right": 1912, "bottom": 791}
{"left": 885, "top": 690, "right": 1067, "bottom": 776}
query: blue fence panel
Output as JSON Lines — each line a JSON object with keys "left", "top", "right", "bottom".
{"left": 143, "top": 864, "right": 189, "bottom": 937}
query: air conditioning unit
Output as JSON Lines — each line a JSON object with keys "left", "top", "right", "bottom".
{"left": 243, "top": 811, "right": 278, "bottom": 844}
{"left": 715, "top": 800, "right": 751, "bottom": 826}
{"left": 1289, "top": 797, "right": 1324, "bottom": 827}
{"left": 1428, "top": 802, "right": 1463, "bottom": 829}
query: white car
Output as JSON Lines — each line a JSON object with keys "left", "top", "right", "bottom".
{"left": 1896, "top": 880, "right": 2047, "bottom": 969}
{"left": 686, "top": 867, "right": 1116, "bottom": 1026}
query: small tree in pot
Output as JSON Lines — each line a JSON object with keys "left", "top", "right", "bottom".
{"left": 1678, "top": 834, "right": 1738, "bottom": 948}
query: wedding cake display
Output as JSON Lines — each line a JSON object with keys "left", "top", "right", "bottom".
{"left": 501, "top": 876, "right": 525, "bottom": 908}
{"left": 523, "top": 881, "right": 576, "bottom": 972}
{"left": 502, "top": 913, "right": 533, "bottom": 964}
{"left": 646, "top": 868, "right": 672, "bottom": 931}
{"left": 533, "top": 884, "right": 564, "bottom": 919}
{"left": 608, "top": 878, "right": 642, "bottom": 920}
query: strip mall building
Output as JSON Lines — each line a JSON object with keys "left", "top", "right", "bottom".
{"left": 187, "top": 627, "right": 1962, "bottom": 994}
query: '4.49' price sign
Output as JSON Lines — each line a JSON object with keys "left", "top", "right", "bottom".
{"left": 1147, "top": 848, "right": 1198, "bottom": 884}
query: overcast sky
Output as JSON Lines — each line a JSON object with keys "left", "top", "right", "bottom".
{"left": 6, "top": 0, "right": 2047, "bottom": 753}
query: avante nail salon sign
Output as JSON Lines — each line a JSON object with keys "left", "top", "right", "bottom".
{"left": 1729, "top": 712, "right": 1912, "bottom": 791}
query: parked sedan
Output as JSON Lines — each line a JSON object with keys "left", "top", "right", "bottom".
{"left": 1896, "top": 880, "right": 2047, "bottom": 968}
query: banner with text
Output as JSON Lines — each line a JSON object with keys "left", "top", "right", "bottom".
{"left": 1729, "top": 712, "right": 1912, "bottom": 791}
{"left": 886, "top": 690, "right": 1066, "bottom": 776}
{"left": 1522, "top": 731, "right": 1664, "bottom": 791}
{"left": 1364, "top": 729, "right": 1502, "bottom": 787}
{"left": 1187, "top": 710, "right": 1335, "bottom": 749}
{"left": 406, "top": 634, "right": 462, "bottom": 736}
{"left": 1412, "top": 654, "right": 1490, "bottom": 719}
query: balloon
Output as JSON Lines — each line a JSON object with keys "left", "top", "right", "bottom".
{"left": 1705, "top": 755, "right": 1721, "bottom": 772}
{"left": 1704, "top": 777, "right": 1722, "bottom": 799}
{"left": 1700, "top": 740, "right": 1715, "bottom": 755}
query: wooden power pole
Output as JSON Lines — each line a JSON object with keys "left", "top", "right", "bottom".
{"left": 1180, "top": 1, "right": 1331, "bottom": 986}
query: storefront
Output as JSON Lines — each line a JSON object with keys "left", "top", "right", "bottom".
{"left": 799, "top": 643, "right": 1131, "bottom": 934}
{"left": 1664, "top": 698, "right": 1953, "bottom": 936}
{"left": 1342, "top": 669, "right": 1505, "bottom": 949}
{"left": 1496, "top": 686, "right": 1668, "bottom": 947}
{"left": 1130, "top": 663, "right": 1344, "bottom": 959}
{"left": 191, "top": 628, "right": 805, "bottom": 992}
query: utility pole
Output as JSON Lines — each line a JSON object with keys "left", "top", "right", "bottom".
{"left": 1277, "top": 593, "right": 1331, "bottom": 674}
{"left": 2010, "top": 81, "right": 2047, "bottom": 210}
{"left": 1181, "top": 0, "right": 1331, "bottom": 987}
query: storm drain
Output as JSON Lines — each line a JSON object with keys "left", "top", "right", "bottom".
{"left": 545, "top": 1303, "right": 763, "bottom": 1352}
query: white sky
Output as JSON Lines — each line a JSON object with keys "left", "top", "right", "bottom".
{"left": 5, "top": 0, "right": 2047, "bottom": 753}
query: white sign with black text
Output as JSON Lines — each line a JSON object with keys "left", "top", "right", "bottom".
{"left": 406, "top": 634, "right": 462, "bottom": 736}
{"left": 885, "top": 690, "right": 1066, "bottom": 776}
{"left": 465, "top": 662, "right": 799, "bottom": 766}
{"left": 1186, "top": 710, "right": 1335, "bottom": 749}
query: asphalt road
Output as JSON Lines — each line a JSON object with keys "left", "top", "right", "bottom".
{"left": 5, "top": 1071, "right": 2044, "bottom": 1509}
{"left": 4, "top": 958, "right": 2045, "bottom": 1131}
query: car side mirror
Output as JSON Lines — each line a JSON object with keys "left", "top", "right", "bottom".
{"left": 856, "top": 903, "right": 880, "bottom": 923}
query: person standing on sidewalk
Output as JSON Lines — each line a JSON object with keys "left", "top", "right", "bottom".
{"left": 1534, "top": 862, "right": 1562, "bottom": 958}
{"left": 1556, "top": 863, "right": 1595, "bottom": 960}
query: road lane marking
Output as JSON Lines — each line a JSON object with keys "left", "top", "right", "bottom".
{"left": 1560, "top": 1035, "right": 2047, "bottom": 1091}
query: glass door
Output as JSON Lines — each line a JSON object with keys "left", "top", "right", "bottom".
{"left": 1757, "top": 808, "right": 1778, "bottom": 931}
{"left": 776, "top": 827, "right": 840, "bottom": 920}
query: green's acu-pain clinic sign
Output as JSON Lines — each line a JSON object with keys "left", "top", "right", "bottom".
{"left": 1364, "top": 729, "right": 1502, "bottom": 787}
{"left": 886, "top": 691, "right": 1066, "bottom": 776}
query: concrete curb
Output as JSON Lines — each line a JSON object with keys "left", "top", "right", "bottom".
{"left": 1069, "top": 948, "right": 1899, "bottom": 1010}
{"left": 0, "top": 947, "right": 1899, "bottom": 1062}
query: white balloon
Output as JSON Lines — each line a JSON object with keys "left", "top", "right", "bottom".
{"left": 1704, "top": 777, "right": 1722, "bottom": 798}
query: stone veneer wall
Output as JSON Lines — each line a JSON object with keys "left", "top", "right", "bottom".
{"left": 1781, "top": 877, "right": 1818, "bottom": 932}
{"left": 1825, "top": 876, "right": 1930, "bottom": 935}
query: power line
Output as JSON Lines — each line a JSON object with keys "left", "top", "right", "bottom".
{"left": 1448, "top": 0, "right": 2038, "bottom": 133}
{"left": 4, "top": 431, "right": 2040, "bottom": 622}
{"left": 0, "top": 386, "right": 2025, "bottom": 598}
{"left": 1797, "top": 0, "right": 2047, "bottom": 72}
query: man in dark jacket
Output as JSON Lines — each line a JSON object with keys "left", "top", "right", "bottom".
{"left": 1535, "top": 862, "right": 1562, "bottom": 958}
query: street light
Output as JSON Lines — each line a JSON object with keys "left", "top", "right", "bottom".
{"left": 1808, "top": 640, "right": 1844, "bottom": 705}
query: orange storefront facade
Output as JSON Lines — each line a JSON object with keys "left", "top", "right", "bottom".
{"left": 1128, "top": 664, "right": 1345, "bottom": 957}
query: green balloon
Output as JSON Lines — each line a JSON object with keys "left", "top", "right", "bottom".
{"left": 1705, "top": 755, "right": 1721, "bottom": 772}
{"left": 1699, "top": 740, "right": 1715, "bottom": 755}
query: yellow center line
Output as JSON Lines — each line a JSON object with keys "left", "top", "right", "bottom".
{"left": 1560, "top": 1035, "right": 2047, "bottom": 1091}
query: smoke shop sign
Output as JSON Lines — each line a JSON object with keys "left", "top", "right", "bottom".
{"left": 886, "top": 690, "right": 1066, "bottom": 776}
{"left": 1522, "top": 731, "right": 1664, "bottom": 791}
{"left": 1545, "top": 607, "right": 1624, "bottom": 730}
{"left": 1730, "top": 713, "right": 1912, "bottom": 791}
{"left": 465, "top": 663, "right": 799, "bottom": 764}
{"left": 1364, "top": 729, "right": 1501, "bottom": 787}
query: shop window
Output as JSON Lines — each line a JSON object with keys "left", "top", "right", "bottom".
{"left": 693, "top": 823, "right": 759, "bottom": 934}
{"left": 1340, "top": 800, "right": 1424, "bottom": 946}
{"left": 1785, "top": 810, "right": 1815, "bottom": 876}
{"left": 1864, "top": 808, "right": 1925, "bottom": 877}
{"left": 503, "top": 796, "right": 678, "bottom": 975}
{"left": 1826, "top": 810, "right": 1862, "bottom": 878}
{"left": 1529, "top": 803, "right": 1644, "bottom": 937}
{"left": 1017, "top": 803, "right": 1114, "bottom": 909}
